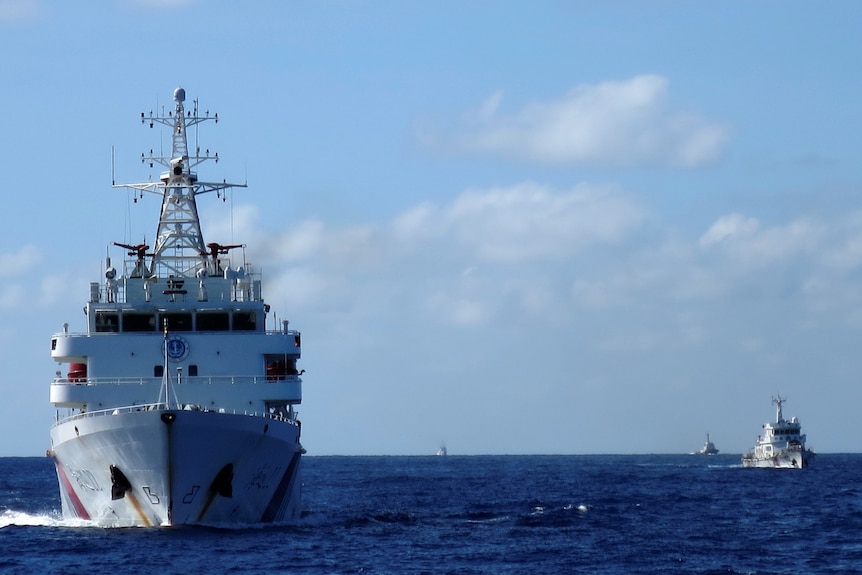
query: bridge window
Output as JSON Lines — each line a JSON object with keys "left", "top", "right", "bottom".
{"left": 162, "top": 312, "right": 193, "bottom": 331}
{"left": 197, "top": 312, "right": 230, "bottom": 331}
{"left": 233, "top": 311, "right": 257, "bottom": 331}
{"left": 124, "top": 312, "right": 157, "bottom": 332}
{"left": 95, "top": 312, "right": 119, "bottom": 333}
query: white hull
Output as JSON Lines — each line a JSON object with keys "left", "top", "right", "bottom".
{"left": 49, "top": 409, "right": 302, "bottom": 526}
{"left": 741, "top": 449, "right": 813, "bottom": 469}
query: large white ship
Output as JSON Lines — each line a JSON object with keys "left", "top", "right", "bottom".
{"left": 741, "top": 396, "right": 814, "bottom": 469}
{"left": 47, "top": 88, "right": 305, "bottom": 526}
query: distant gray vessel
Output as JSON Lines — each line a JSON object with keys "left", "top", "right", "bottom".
{"left": 697, "top": 434, "right": 719, "bottom": 455}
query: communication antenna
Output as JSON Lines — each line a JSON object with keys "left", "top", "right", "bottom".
{"left": 114, "top": 87, "right": 247, "bottom": 279}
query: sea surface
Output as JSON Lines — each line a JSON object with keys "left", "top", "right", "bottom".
{"left": 2, "top": 454, "right": 861, "bottom": 574}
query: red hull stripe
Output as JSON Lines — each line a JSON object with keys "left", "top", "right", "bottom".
{"left": 52, "top": 457, "right": 91, "bottom": 520}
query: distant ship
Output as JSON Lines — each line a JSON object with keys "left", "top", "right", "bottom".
{"left": 47, "top": 88, "right": 306, "bottom": 526}
{"left": 742, "top": 395, "right": 814, "bottom": 469}
{"left": 696, "top": 434, "right": 719, "bottom": 455}
{"left": 437, "top": 444, "right": 447, "bottom": 456}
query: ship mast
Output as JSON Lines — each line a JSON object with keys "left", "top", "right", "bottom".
{"left": 772, "top": 394, "right": 785, "bottom": 423}
{"left": 114, "top": 87, "right": 246, "bottom": 279}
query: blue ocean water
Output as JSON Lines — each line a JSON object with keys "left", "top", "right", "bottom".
{"left": 1, "top": 454, "right": 861, "bottom": 574}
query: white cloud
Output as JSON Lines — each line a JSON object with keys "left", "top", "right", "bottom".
{"left": 392, "top": 202, "right": 439, "bottom": 242}
{"left": 453, "top": 75, "right": 730, "bottom": 168}
{"left": 324, "top": 226, "right": 381, "bottom": 269}
{"left": 226, "top": 182, "right": 646, "bottom": 328}
{"left": 820, "top": 212, "right": 862, "bottom": 270}
{"left": 444, "top": 182, "right": 645, "bottom": 263}
{"left": 570, "top": 211, "right": 847, "bottom": 313}
{"left": 699, "top": 213, "right": 760, "bottom": 247}
{"left": 265, "top": 266, "right": 333, "bottom": 312}
{"left": 218, "top": 190, "right": 862, "bottom": 342}
{"left": 252, "top": 181, "right": 646, "bottom": 268}
{"left": 0, "top": 245, "right": 42, "bottom": 277}
{"left": 700, "top": 215, "right": 822, "bottom": 267}
{"left": 825, "top": 234, "right": 862, "bottom": 269}
{"left": 478, "top": 91, "right": 504, "bottom": 121}
{"left": 264, "top": 219, "right": 326, "bottom": 263}
{"left": 201, "top": 204, "right": 261, "bottom": 248}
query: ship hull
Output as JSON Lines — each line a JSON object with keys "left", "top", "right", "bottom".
{"left": 49, "top": 409, "right": 302, "bottom": 526}
{"left": 741, "top": 449, "right": 814, "bottom": 469}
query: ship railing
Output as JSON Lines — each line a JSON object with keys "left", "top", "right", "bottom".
{"left": 96, "top": 269, "right": 265, "bottom": 305}
{"left": 53, "top": 328, "right": 300, "bottom": 337}
{"left": 53, "top": 402, "right": 165, "bottom": 425}
{"left": 53, "top": 401, "right": 301, "bottom": 426}
{"left": 52, "top": 374, "right": 302, "bottom": 386}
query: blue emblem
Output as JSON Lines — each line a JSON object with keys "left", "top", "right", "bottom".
{"left": 164, "top": 336, "right": 190, "bottom": 362}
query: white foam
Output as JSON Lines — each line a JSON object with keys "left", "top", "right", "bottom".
{"left": 0, "top": 510, "right": 61, "bottom": 528}
{"left": 0, "top": 509, "right": 94, "bottom": 528}
{"left": 564, "top": 503, "right": 590, "bottom": 513}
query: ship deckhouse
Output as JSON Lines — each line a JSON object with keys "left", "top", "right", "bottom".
{"left": 50, "top": 87, "right": 301, "bottom": 420}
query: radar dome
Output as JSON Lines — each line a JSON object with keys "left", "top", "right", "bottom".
{"left": 173, "top": 87, "right": 186, "bottom": 103}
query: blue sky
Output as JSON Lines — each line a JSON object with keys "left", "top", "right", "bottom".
{"left": 1, "top": 1, "right": 861, "bottom": 456}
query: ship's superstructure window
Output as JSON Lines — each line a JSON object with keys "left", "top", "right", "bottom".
{"left": 163, "top": 312, "right": 193, "bottom": 331}
{"left": 124, "top": 312, "right": 157, "bottom": 332}
{"left": 234, "top": 311, "right": 257, "bottom": 331}
{"left": 265, "top": 354, "right": 297, "bottom": 380}
{"left": 95, "top": 312, "right": 119, "bottom": 333}
{"left": 197, "top": 311, "right": 230, "bottom": 331}
{"left": 90, "top": 309, "right": 266, "bottom": 333}
{"left": 154, "top": 365, "right": 164, "bottom": 377}
{"left": 188, "top": 364, "right": 198, "bottom": 376}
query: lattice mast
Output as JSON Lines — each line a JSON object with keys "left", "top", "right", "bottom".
{"left": 114, "top": 87, "right": 246, "bottom": 279}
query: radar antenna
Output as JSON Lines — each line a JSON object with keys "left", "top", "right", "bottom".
{"left": 113, "top": 87, "right": 247, "bottom": 279}
{"left": 772, "top": 394, "right": 786, "bottom": 423}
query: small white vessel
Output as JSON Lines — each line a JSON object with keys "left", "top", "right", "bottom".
{"left": 697, "top": 434, "right": 719, "bottom": 455}
{"left": 47, "top": 88, "right": 306, "bottom": 526}
{"left": 437, "top": 444, "right": 447, "bottom": 456}
{"left": 742, "top": 396, "right": 814, "bottom": 469}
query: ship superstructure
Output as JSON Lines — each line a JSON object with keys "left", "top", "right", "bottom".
{"left": 48, "top": 88, "right": 305, "bottom": 526}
